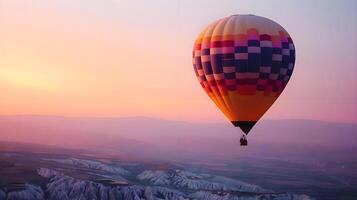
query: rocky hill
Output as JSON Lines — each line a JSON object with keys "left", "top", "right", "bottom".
{"left": 0, "top": 157, "right": 314, "bottom": 200}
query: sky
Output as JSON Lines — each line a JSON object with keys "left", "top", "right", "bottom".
{"left": 0, "top": 0, "right": 356, "bottom": 123}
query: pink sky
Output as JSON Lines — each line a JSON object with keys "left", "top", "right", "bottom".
{"left": 0, "top": 0, "right": 356, "bottom": 123}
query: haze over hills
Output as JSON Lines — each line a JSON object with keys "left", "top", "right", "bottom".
{"left": 0, "top": 115, "right": 356, "bottom": 148}
{"left": 0, "top": 115, "right": 356, "bottom": 164}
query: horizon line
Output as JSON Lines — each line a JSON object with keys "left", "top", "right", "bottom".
{"left": 0, "top": 114, "right": 356, "bottom": 125}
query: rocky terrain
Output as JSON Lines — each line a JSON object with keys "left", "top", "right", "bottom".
{"left": 0, "top": 154, "right": 314, "bottom": 200}
{"left": 137, "top": 169, "right": 268, "bottom": 193}
{"left": 0, "top": 167, "right": 313, "bottom": 200}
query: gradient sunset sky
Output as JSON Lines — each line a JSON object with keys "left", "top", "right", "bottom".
{"left": 0, "top": 0, "right": 356, "bottom": 123}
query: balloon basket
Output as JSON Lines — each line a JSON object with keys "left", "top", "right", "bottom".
{"left": 240, "top": 135, "right": 248, "bottom": 146}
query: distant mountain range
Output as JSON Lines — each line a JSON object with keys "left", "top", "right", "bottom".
{"left": 0, "top": 115, "right": 356, "bottom": 162}
{"left": 0, "top": 115, "right": 355, "bottom": 146}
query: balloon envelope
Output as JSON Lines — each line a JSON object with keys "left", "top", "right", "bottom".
{"left": 192, "top": 15, "right": 295, "bottom": 135}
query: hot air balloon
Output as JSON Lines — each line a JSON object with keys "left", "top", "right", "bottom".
{"left": 192, "top": 15, "right": 295, "bottom": 145}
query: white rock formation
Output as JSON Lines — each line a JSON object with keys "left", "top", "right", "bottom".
{"left": 45, "top": 158, "right": 130, "bottom": 175}
{"left": 137, "top": 169, "right": 269, "bottom": 193}
{"left": 5, "top": 184, "right": 44, "bottom": 200}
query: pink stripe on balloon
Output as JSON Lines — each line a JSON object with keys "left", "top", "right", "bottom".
{"left": 258, "top": 79, "right": 268, "bottom": 86}
{"left": 225, "top": 79, "right": 237, "bottom": 85}
{"left": 247, "top": 28, "right": 259, "bottom": 40}
{"left": 222, "top": 47, "right": 235, "bottom": 54}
